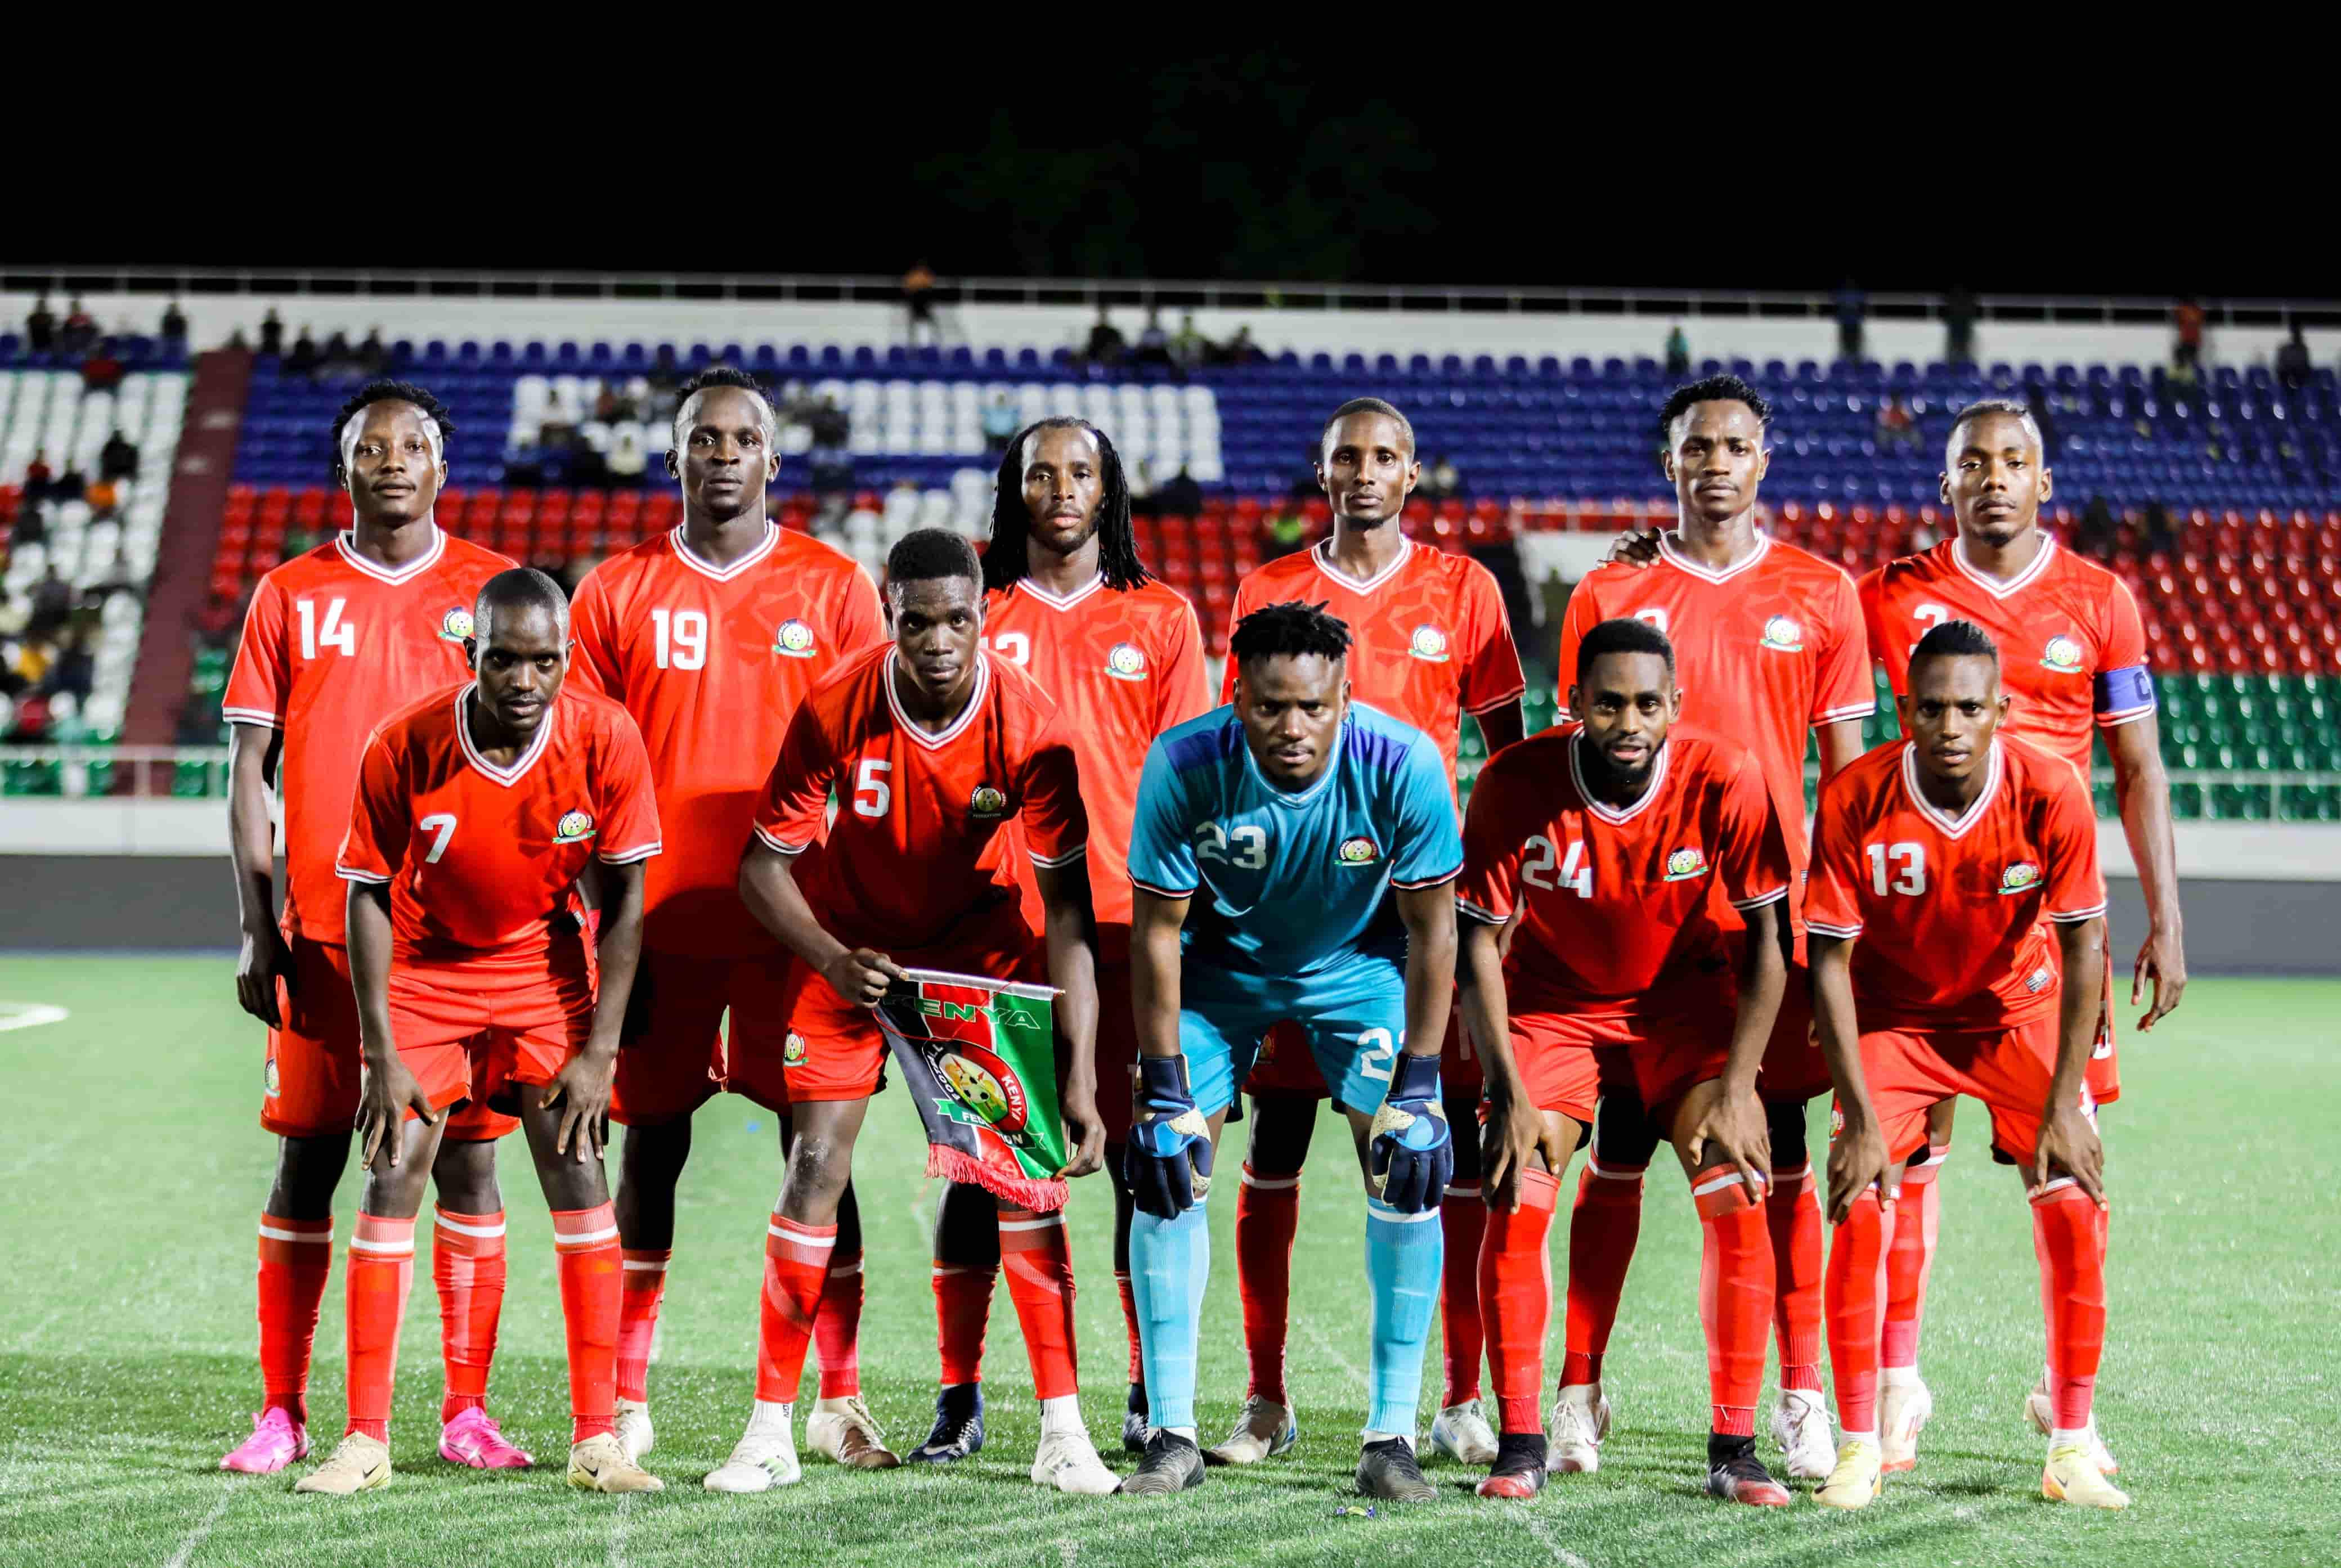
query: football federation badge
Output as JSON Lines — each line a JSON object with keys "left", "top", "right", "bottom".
{"left": 1338, "top": 836, "right": 1379, "bottom": 866}
{"left": 1999, "top": 861, "right": 2041, "bottom": 895}
{"left": 437, "top": 607, "right": 475, "bottom": 643}
{"left": 1760, "top": 614, "right": 1803, "bottom": 652}
{"left": 1105, "top": 642, "right": 1147, "bottom": 681}
{"left": 969, "top": 784, "right": 1008, "bottom": 819}
{"left": 553, "top": 810, "right": 596, "bottom": 844}
{"left": 774, "top": 619, "right": 817, "bottom": 658}
{"left": 783, "top": 1032, "right": 808, "bottom": 1066}
{"left": 2040, "top": 635, "right": 2084, "bottom": 673}
{"left": 1663, "top": 846, "right": 1709, "bottom": 881}
{"left": 1407, "top": 624, "right": 1451, "bottom": 663}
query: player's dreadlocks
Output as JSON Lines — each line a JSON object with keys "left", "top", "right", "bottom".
{"left": 1576, "top": 615, "right": 1677, "bottom": 681}
{"left": 474, "top": 566, "right": 571, "bottom": 636}
{"left": 1230, "top": 600, "right": 1353, "bottom": 668}
{"left": 1319, "top": 397, "right": 1416, "bottom": 461}
{"left": 1911, "top": 617, "right": 2000, "bottom": 667}
{"left": 330, "top": 378, "right": 454, "bottom": 479}
{"left": 670, "top": 366, "right": 779, "bottom": 451}
{"left": 887, "top": 526, "right": 983, "bottom": 589}
{"left": 1657, "top": 373, "right": 1772, "bottom": 448}
{"left": 1944, "top": 398, "right": 2044, "bottom": 468}
{"left": 983, "top": 417, "right": 1151, "bottom": 593}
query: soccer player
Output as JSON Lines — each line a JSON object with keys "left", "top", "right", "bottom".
{"left": 1463, "top": 618, "right": 1795, "bottom": 1505}
{"left": 1548, "top": 375, "right": 1873, "bottom": 1479}
{"left": 1805, "top": 619, "right": 2127, "bottom": 1511}
{"left": 1212, "top": 398, "right": 1524, "bottom": 1467}
{"left": 297, "top": 568, "right": 663, "bottom": 1495}
{"left": 567, "top": 368, "right": 891, "bottom": 1469}
{"left": 708, "top": 527, "right": 1118, "bottom": 1497}
{"left": 1857, "top": 399, "right": 2182, "bottom": 1470}
{"left": 221, "top": 380, "right": 528, "bottom": 1475}
{"left": 1120, "top": 601, "right": 1465, "bottom": 1500}
{"left": 950, "top": 417, "right": 1209, "bottom": 1458}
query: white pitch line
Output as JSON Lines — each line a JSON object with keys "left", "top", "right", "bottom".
{"left": 162, "top": 1480, "right": 239, "bottom": 1568}
{"left": 607, "top": 1492, "right": 636, "bottom": 1568}
{"left": 1514, "top": 1509, "right": 1594, "bottom": 1568}
{"left": 0, "top": 1002, "right": 69, "bottom": 1034}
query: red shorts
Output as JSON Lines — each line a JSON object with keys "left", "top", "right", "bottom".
{"left": 1848, "top": 1017, "right": 2093, "bottom": 1170}
{"left": 1095, "top": 961, "right": 1140, "bottom": 1143}
{"left": 611, "top": 947, "right": 797, "bottom": 1125}
{"left": 1505, "top": 1007, "right": 1728, "bottom": 1124}
{"left": 263, "top": 934, "right": 515, "bottom": 1139}
{"left": 1245, "top": 997, "right": 1479, "bottom": 1098}
{"left": 388, "top": 952, "right": 596, "bottom": 1122}
{"left": 778, "top": 924, "right": 1043, "bottom": 1103}
{"left": 1755, "top": 959, "right": 1829, "bottom": 1105}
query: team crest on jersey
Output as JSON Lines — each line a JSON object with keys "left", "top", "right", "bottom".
{"left": 774, "top": 619, "right": 818, "bottom": 658}
{"left": 969, "top": 785, "right": 1008, "bottom": 819}
{"left": 1999, "top": 861, "right": 2040, "bottom": 895}
{"left": 1663, "top": 846, "right": 1709, "bottom": 881}
{"left": 2040, "top": 635, "right": 2084, "bottom": 673}
{"left": 1407, "top": 624, "right": 1451, "bottom": 663}
{"left": 264, "top": 1057, "right": 280, "bottom": 1098}
{"left": 1760, "top": 614, "right": 1803, "bottom": 653}
{"left": 437, "top": 608, "right": 474, "bottom": 643}
{"left": 553, "top": 810, "right": 596, "bottom": 844}
{"left": 783, "top": 1032, "right": 808, "bottom": 1066}
{"left": 1337, "top": 837, "right": 1379, "bottom": 866}
{"left": 1829, "top": 1100, "right": 1845, "bottom": 1141}
{"left": 1105, "top": 643, "right": 1148, "bottom": 681}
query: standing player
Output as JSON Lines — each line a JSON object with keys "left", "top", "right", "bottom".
{"left": 1550, "top": 375, "right": 1873, "bottom": 1479}
{"left": 1806, "top": 620, "right": 2128, "bottom": 1511}
{"left": 567, "top": 369, "right": 891, "bottom": 1470}
{"left": 934, "top": 417, "right": 1209, "bottom": 1459}
{"left": 221, "top": 380, "right": 528, "bottom": 1475}
{"left": 1857, "top": 399, "right": 2182, "bottom": 1470}
{"left": 1212, "top": 398, "right": 1524, "bottom": 1467}
{"left": 707, "top": 528, "right": 1118, "bottom": 1497}
{"left": 1463, "top": 618, "right": 1795, "bottom": 1505}
{"left": 298, "top": 568, "right": 663, "bottom": 1495}
{"left": 1120, "top": 601, "right": 1464, "bottom": 1500}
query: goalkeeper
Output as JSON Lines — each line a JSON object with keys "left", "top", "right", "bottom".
{"left": 1121, "top": 601, "right": 1463, "bottom": 1501}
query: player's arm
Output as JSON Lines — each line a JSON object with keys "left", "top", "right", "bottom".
{"left": 1809, "top": 933, "right": 1891, "bottom": 1222}
{"left": 345, "top": 880, "right": 437, "bottom": 1167}
{"left": 2038, "top": 918, "right": 2109, "bottom": 1204}
{"left": 738, "top": 842, "right": 902, "bottom": 1005}
{"left": 541, "top": 857, "right": 643, "bottom": 1162}
{"left": 1677, "top": 894, "right": 1783, "bottom": 1200}
{"left": 1393, "top": 881, "right": 1458, "bottom": 1063}
{"left": 2104, "top": 712, "right": 2185, "bottom": 1030}
{"left": 1127, "top": 885, "right": 1187, "bottom": 1066}
{"left": 1459, "top": 910, "right": 1549, "bottom": 1207}
{"left": 1033, "top": 857, "right": 1104, "bottom": 1178}
{"left": 1472, "top": 700, "right": 1526, "bottom": 757}
{"left": 1816, "top": 719, "right": 1867, "bottom": 781}
{"left": 1125, "top": 883, "right": 1213, "bottom": 1215}
{"left": 227, "top": 722, "right": 291, "bottom": 1027}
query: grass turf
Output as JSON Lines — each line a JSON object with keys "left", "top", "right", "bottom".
{"left": 0, "top": 956, "right": 2333, "bottom": 1567}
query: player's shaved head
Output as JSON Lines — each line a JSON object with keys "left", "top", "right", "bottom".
{"left": 1231, "top": 601, "right": 1352, "bottom": 789}
{"left": 467, "top": 568, "right": 571, "bottom": 740}
{"left": 1904, "top": 618, "right": 2007, "bottom": 793}
{"left": 1317, "top": 399, "right": 1420, "bottom": 530}
{"left": 1571, "top": 618, "right": 1680, "bottom": 798}
{"left": 1941, "top": 399, "right": 2051, "bottom": 549}
{"left": 474, "top": 567, "right": 570, "bottom": 641}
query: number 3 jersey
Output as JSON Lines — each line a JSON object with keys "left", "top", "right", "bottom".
{"left": 1125, "top": 701, "right": 1463, "bottom": 983}
{"left": 223, "top": 527, "right": 513, "bottom": 945}
{"left": 1805, "top": 737, "right": 2106, "bottom": 1033}
{"left": 1456, "top": 725, "right": 1791, "bottom": 1022}
{"left": 335, "top": 681, "right": 662, "bottom": 967}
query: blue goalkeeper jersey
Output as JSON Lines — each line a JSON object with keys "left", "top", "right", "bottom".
{"left": 1126, "top": 700, "right": 1463, "bottom": 981}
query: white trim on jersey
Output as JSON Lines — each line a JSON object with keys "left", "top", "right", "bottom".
{"left": 222, "top": 706, "right": 285, "bottom": 729}
{"left": 1456, "top": 896, "right": 1508, "bottom": 925}
{"left": 2047, "top": 901, "right": 2108, "bottom": 925}
{"left": 752, "top": 823, "right": 812, "bottom": 856}
{"left": 1015, "top": 574, "right": 1108, "bottom": 612}
{"left": 1729, "top": 884, "right": 1790, "bottom": 911}
{"left": 598, "top": 841, "right": 662, "bottom": 866}
{"left": 454, "top": 683, "right": 557, "bottom": 787}
{"left": 1950, "top": 533, "right": 2057, "bottom": 600}
{"left": 1805, "top": 919, "right": 1864, "bottom": 939}
{"left": 1656, "top": 530, "right": 1772, "bottom": 585}
{"left": 1028, "top": 843, "right": 1089, "bottom": 869}
{"left": 1569, "top": 731, "right": 1671, "bottom": 825}
{"left": 669, "top": 522, "right": 780, "bottom": 582}
{"left": 1898, "top": 738, "right": 2002, "bottom": 840}
{"left": 1816, "top": 700, "right": 1880, "bottom": 724}
{"left": 333, "top": 863, "right": 393, "bottom": 884}
{"left": 334, "top": 525, "right": 447, "bottom": 586}
{"left": 886, "top": 651, "right": 992, "bottom": 752}
{"left": 1311, "top": 537, "right": 1414, "bottom": 595}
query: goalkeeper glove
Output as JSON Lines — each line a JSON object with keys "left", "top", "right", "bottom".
{"left": 1368, "top": 1050, "right": 1451, "bottom": 1214}
{"left": 1124, "top": 1056, "right": 1213, "bottom": 1217}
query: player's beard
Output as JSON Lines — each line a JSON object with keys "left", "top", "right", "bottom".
{"left": 1578, "top": 736, "right": 1657, "bottom": 802}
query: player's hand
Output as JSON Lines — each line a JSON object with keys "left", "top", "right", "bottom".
{"left": 2034, "top": 1102, "right": 2106, "bottom": 1208}
{"left": 1604, "top": 525, "right": 1662, "bottom": 570}
{"left": 542, "top": 1051, "right": 617, "bottom": 1163}
{"left": 1369, "top": 1053, "right": 1452, "bottom": 1215}
{"left": 236, "top": 924, "right": 294, "bottom": 1028}
{"left": 1825, "top": 1103, "right": 1897, "bottom": 1224}
{"left": 1125, "top": 1057, "right": 1212, "bottom": 1217}
{"left": 2131, "top": 921, "right": 2187, "bottom": 1032}
{"left": 1058, "top": 1082, "right": 1107, "bottom": 1178}
{"left": 822, "top": 947, "right": 906, "bottom": 1008}
{"left": 1681, "top": 1079, "right": 1770, "bottom": 1207}
{"left": 1480, "top": 1093, "right": 1558, "bottom": 1211}
{"left": 356, "top": 1053, "right": 438, "bottom": 1170}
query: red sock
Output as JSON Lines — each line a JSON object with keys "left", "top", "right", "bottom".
{"left": 1881, "top": 1153, "right": 1943, "bottom": 1369}
{"left": 257, "top": 1213, "right": 333, "bottom": 1426}
{"left": 344, "top": 1213, "right": 415, "bottom": 1442}
{"left": 552, "top": 1205, "right": 621, "bottom": 1444}
{"left": 1478, "top": 1168, "right": 1559, "bottom": 1435}
{"left": 1694, "top": 1170, "right": 1773, "bottom": 1437}
{"left": 1115, "top": 1271, "right": 1143, "bottom": 1386}
{"left": 2031, "top": 1183, "right": 2108, "bottom": 1430}
{"left": 1766, "top": 1165, "right": 1824, "bottom": 1393}
{"left": 931, "top": 1262, "right": 995, "bottom": 1387}
{"left": 813, "top": 1247, "right": 864, "bottom": 1399}
{"left": 433, "top": 1207, "right": 506, "bottom": 1423}
{"left": 1561, "top": 1154, "right": 1643, "bottom": 1388}
{"left": 616, "top": 1248, "right": 670, "bottom": 1404}
{"left": 1235, "top": 1165, "right": 1300, "bottom": 1405}
{"left": 1000, "top": 1209, "right": 1079, "bottom": 1401}
{"left": 1439, "top": 1184, "right": 1487, "bottom": 1408}
{"left": 757, "top": 1214, "right": 836, "bottom": 1404}
{"left": 1824, "top": 1188, "right": 1889, "bottom": 1432}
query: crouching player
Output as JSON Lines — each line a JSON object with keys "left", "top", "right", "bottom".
{"left": 1807, "top": 619, "right": 2126, "bottom": 1511}
{"left": 299, "top": 568, "right": 663, "bottom": 1495}
{"left": 1120, "top": 601, "right": 1464, "bottom": 1501}
{"left": 1460, "top": 618, "right": 1794, "bottom": 1505}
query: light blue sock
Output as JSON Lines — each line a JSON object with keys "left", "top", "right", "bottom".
{"left": 1364, "top": 1198, "right": 1443, "bottom": 1436}
{"left": 1130, "top": 1199, "right": 1210, "bottom": 1432}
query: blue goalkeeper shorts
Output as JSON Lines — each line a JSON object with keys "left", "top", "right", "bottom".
{"left": 1179, "top": 956, "right": 1409, "bottom": 1117}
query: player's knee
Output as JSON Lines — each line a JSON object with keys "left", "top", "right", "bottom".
{"left": 618, "top": 1114, "right": 693, "bottom": 1180}
{"left": 1765, "top": 1098, "right": 1811, "bottom": 1169}
{"left": 783, "top": 1129, "right": 853, "bottom": 1204}
{"left": 269, "top": 1131, "right": 349, "bottom": 1218}
{"left": 1244, "top": 1093, "right": 1316, "bottom": 1176}
{"left": 429, "top": 1136, "right": 503, "bottom": 1213}
{"left": 1591, "top": 1094, "right": 1661, "bottom": 1171}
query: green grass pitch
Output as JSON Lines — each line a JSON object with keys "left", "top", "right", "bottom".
{"left": 1, "top": 956, "right": 2333, "bottom": 1567}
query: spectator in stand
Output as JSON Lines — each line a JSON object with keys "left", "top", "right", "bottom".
{"left": 1083, "top": 306, "right": 1127, "bottom": 369}
{"left": 319, "top": 329, "right": 357, "bottom": 378}
{"left": 1222, "top": 323, "right": 1262, "bottom": 365}
{"left": 1155, "top": 464, "right": 1203, "bottom": 518}
{"left": 1134, "top": 308, "right": 1174, "bottom": 371}
{"left": 1170, "top": 312, "right": 1210, "bottom": 372}
{"left": 1128, "top": 459, "right": 1159, "bottom": 515}
{"left": 99, "top": 430, "right": 140, "bottom": 483}
{"left": 85, "top": 477, "right": 121, "bottom": 522}
{"left": 49, "top": 460, "right": 87, "bottom": 510}
{"left": 806, "top": 392, "right": 850, "bottom": 449}
{"left": 25, "top": 295, "right": 57, "bottom": 354}
{"left": 981, "top": 390, "right": 1020, "bottom": 454}
{"left": 1835, "top": 277, "right": 1867, "bottom": 362}
{"left": 27, "top": 567, "right": 74, "bottom": 641}
{"left": 1665, "top": 324, "right": 1690, "bottom": 378}
{"left": 647, "top": 342, "right": 681, "bottom": 395}
{"left": 43, "top": 624, "right": 93, "bottom": 704}
{"left": 284, "top": 325, "right": 320, "bottom": 378}
{"left": 1263, "top": 506, "right": 1308, "bottom": 560}
{"left": 258, "top": 307, "right": 284, "bottom": 356}
{"left": 2142, "top": 500, "right": 2178, "bottom": 559}
{"left": 22, "top": 451, "right": 53, "bottom": 500}
{"left": 903, "top": 260, "right": 939, "bottom": 344}
{"left": 80, "top": 339, "right": 125, "bottom": 393}
{"left": 606, "top": 426, "right": 648, "bottom": 486}
{"left": 2075, "top": 495, "right": 2118, "bottom": 561}
{"left": 540, "top": 392, "right": 578, "bottom": 448}
{"left": 2173, "top": 296, "right": 2205, "bottom": 372}
{"left": 357, "top": 326, "right": 387, "bottom": 376}
{"left": 12, "top": 501, "right": 47, "bottom": 547}
{"left": 593, "top": 384, "right": 626, "bottom": 424}
{"left": 1944, "top": 284, "right": 1978, "bottom": 364}
{"left": 160, "top": 298, "right": 189, "bottom": 350}
{"left": 59, "top": 298, "right": 97, "bottom": 358}
{"left": 2276, "top": 324, "right": 2313, "bottom": 392}
{"left": 1876, "top": 394, "right": 1919, "bottom": 451}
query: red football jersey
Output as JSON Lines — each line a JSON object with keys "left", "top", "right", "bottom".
{"left": 337, "top": 681, "right": 662, "bottom": 967}
{"left": 1859, "top": 534, "right": 2154, "bottom": 778}
{"left": 1221, "top": 538, "right": 1524, "bottom": 794}
{"left": 1805, "top": 737, "right": 2106, "bottom": 1032}
{"left": 222, "top": 527, "right": 512, "bottom": 944}
{"left": 1456, "top": 725, "right": 1792, "bottom": 1021}
{"left": 1556, "top": 533, "right": 1873, "bottom": 869}
{"left": 752, "top": 645, "right": 1089, "bottom": 953}
{"left": 569, "top": 523, "right": 883, "bottom": 956}
{"left": 983, "top": 573, "right": 1211, "bottom": 961}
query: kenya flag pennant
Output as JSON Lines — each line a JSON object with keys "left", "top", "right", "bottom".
{"left": 876, "top": 969, "right": 1070, "bottom": 1211}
